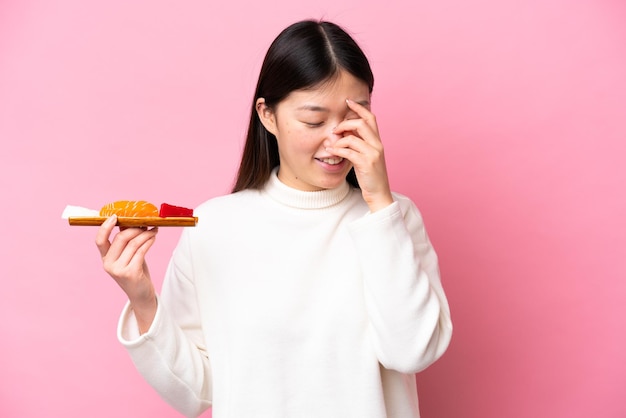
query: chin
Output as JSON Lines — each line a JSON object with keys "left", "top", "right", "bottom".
{"left": 317, "top": 173, "right": 349, "bottom": 190}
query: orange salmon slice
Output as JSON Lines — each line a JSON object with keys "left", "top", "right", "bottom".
{"left": 99, "top": 200, "right": 159, "bottom": 217}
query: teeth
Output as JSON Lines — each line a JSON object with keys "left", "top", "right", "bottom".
{"left": 321, "top": 157, "right": 343, "bottom": 165}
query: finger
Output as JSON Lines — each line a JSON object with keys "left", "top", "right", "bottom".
{"left": 333, "top": 124, "right": 379, "bottom": 150}
{"left": 346, "top": 98, "right": 371, "bottom": 115}
{"left": 345, "top": 99, "right": 378, "bottom": 131}
{"left": 333, "top": 129, "right": 384, "bottom": 155}
{"left": 329, "top": 139, "right": 384, "bottom": 173}
{"left": 95, "top": 215, "right": 117, "bottom": 258}
{"left": 327, "top": 144, "right": 362, "bottom": 167}
{"left": 111, "top": 227, "right": 158, "bottom": 268}
{"left": 112, "top": 234, "right": 157, "bottom": 282}
{"left": 105, "top": 226, "right": 143, "bottom": 261}
{"left": 329, "top": 135, "right": 370, "bottom": 157}
{"left": 129, "top": 229, "right": 158, "bottom": 267}
{"left": 333, "top": 116, "right": 380, "bottom": 147}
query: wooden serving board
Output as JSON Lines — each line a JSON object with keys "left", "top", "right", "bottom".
{"left": 68, "top": 217, "right": 198, "bottom": 227}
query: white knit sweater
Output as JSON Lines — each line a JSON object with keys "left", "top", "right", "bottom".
{"left": 118, "top": 169, "right": 452, "bottom": 418}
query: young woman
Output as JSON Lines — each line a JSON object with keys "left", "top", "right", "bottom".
{"left": 96, "top": 19, "right": 452, "bottom": 418}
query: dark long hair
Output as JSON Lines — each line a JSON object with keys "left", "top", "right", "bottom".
{"left": 232, "top": 20, "right": 374, "bottom": 192}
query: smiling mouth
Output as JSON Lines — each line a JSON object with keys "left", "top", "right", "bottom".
{"left": 317, "top": 157, "right": 344, "bottom": 165}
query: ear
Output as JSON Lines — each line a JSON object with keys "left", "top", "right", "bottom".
{"left": 256, "top": 98, "right": 278, "bottom": 136}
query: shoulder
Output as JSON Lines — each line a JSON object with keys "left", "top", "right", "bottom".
{"left": 194, "top": 189, "right": 262, "bottom": 215}
{"left": 183, "top": 190, "right": 265, "bottom": 239}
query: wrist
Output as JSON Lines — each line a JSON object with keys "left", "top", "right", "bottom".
{"left": 367, "top": 195, "right": 394, "bottom": 213}
{"left": 129, "top": 293, "right": 157, "bottom": 334}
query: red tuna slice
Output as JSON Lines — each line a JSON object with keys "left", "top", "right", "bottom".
{"left": 159, "top": 203, "right": 194, "bottom": 218}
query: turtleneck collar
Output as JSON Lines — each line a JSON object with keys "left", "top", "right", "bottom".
{"left": 263, "top": 167, "right": 351, "bottom": 209}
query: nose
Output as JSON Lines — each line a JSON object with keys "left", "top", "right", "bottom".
{"left": 323, "top": 126, "right": 342, "bottom": 148}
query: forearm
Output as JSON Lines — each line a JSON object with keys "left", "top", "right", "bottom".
{"left": 118, "top": 297, "right": 212, "bottom": 416}
{"left": 349, "top": 199, "right": 453, "bottom": 373}
{"left": 117, "top": 231, "right": 213, "bottom": 416}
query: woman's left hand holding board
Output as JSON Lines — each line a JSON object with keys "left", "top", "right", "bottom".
{"left": 95, "top": 215, "right": 159, "bottom": 334}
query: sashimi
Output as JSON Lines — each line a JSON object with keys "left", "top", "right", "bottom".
{"left": 159, "top": 203, "right": 194, "bottom": 218}
{"left": 99, "top": 200, "right": 159, "bottom": 217}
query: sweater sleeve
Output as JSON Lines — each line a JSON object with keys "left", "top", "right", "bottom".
{"left": 117, "top": 230, "right": 212, "bottom": 418}
{"left": 347, "top": 196, "right": 453, "bottom": 374}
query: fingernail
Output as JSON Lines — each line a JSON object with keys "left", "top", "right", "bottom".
{"left": 106, "top": 214, "right": 117, "bottom": 225}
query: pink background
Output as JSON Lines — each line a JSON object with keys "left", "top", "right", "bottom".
{"left": 1, "top": 0, "right": 624, "bottom": 417}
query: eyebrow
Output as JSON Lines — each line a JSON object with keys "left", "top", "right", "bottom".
{"left": 296, "top": 104, "right": 329, "bottom": 112}
{"left": 296, "top": 100, "right": 370, "bottom": 112}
